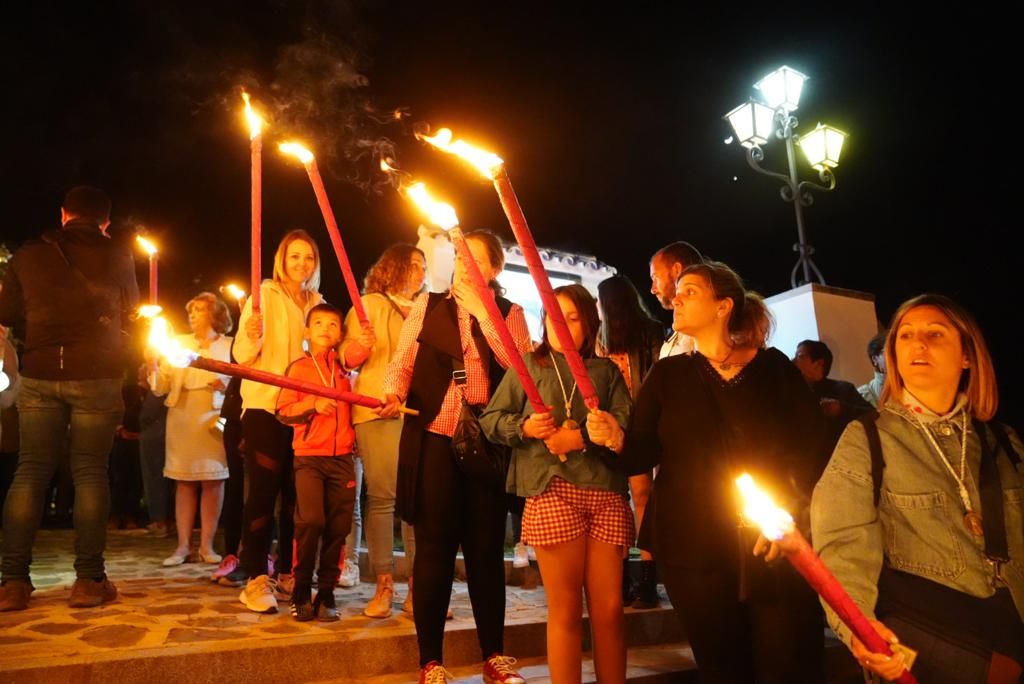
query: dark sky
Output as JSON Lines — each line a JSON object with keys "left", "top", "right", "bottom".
{"left": 1, "top": 2, "right": 1019, "bottom": 425}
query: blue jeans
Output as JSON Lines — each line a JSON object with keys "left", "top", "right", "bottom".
{"left": 1, "top": 377, "right": 123, "bottom": 581}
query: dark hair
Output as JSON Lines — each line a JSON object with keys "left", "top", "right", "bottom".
{"left": 867, "top": 331, "right": 886, "bottom": 358}
{"left": 304, "top": 302, "right": 343, "bottom": 327}
{"left": 535, "top": 284, "right": 600, "bottom": 365}
{"left": 681, "top": 261, "right": 773, "bottom": 348}
{"left": 597, "top": 275, "right": 663, "bottom": 355}
{"left": 62, "top": 186, "right": 111, "bottom": 224}
{"left": 364, "top": 244, "right": 425, "bottom": 296}
{"left": 462, "top": 229, "right": 506, "bottom": 296}
{"left": 652, "top": 241, "right": 702, "bottom": 269}
{"left": 798, "top": 339, "right": 833, "bottom": 376}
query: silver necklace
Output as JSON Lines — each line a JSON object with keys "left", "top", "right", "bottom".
{"left": 550, "top": 353, "right": 579, "bottom": 430}
{"left": 912, "top": 411, "right": 982, "bottom": 536}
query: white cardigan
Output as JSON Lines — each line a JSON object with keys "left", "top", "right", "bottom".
{"left": 151, "top": 333, "right": 233, "bottom": 410}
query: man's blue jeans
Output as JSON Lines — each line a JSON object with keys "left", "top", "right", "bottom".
{"left": 1, "top": 377, "right": 122, "bottom": 581}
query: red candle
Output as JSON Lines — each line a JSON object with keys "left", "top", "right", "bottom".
{"left": 242, "top": 93, "right": 264, "bottom": 313}
{"left": 136, "top": 236, "right": 158, "bottom": 305}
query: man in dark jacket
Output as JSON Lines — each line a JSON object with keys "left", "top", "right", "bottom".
{"left": 793, "top": 339, "right": 873, "bottom": 455}
{"left": 0, "top": 186, "right": 139, "bottom": 611}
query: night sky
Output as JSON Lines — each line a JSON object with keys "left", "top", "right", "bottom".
{"left": 2, "top": 2, "right": 1019, "bottom": 425}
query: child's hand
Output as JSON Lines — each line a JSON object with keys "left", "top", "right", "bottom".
{"left": 585, "top": 410, "right": 624, "bottom": 452}
{"left": 544, "top": 427, "right": 585, "bottom": 456}
{"left": 522, "top": 411, "right": 557, "bottom": 440}
{"left": 357, "top": 322, "right": 376, "bottom": 350}
{"left": 314, "top": 397, "right": 337, "bottom": 416}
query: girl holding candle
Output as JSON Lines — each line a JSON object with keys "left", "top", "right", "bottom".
{"left": 595, "top": 274, "right": 666, "bottom": 609}
{"left": 812, "top": 295, "right": 1024, "bottom": 683}
{"left": 379, "top": 230, "right": 530, "bottom": 684}
{"left": 621, "top": 261, "right": 827, "bottom": 682}
{"left": 480, "top": 284, "right": 633, "bottom": 684}
{"left": 339, "top": 244, "right": 426, "bottom": 618}
{"left": 150, "top": 293, "right": 233, "bottom": 566}
{"left": 233, "top": 229, "right": 323, "bottom": 613}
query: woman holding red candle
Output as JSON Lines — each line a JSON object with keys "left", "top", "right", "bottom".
{"left": 812, "top": 295, "right": 1024, "bottom": 683}
{"left": 621, "top": 261, "right": 827, "bottom": 682}
{"left": 233, "top": 229, "right": 324, "bottom": 613}
{"left": 380, "top": 230, "right": 530, "bottom": 684}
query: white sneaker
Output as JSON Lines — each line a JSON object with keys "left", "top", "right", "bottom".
{"left": 512, "top": 543, "right": 530, "bottom": 569}
{"left": 527, "top": 545, "right": 536, "bottom": 562}
{"left": 239, "top": 575, "right": 278, "bottom": 613}
{"left": 338, "top": 560, "right": 361, "bottom": 588}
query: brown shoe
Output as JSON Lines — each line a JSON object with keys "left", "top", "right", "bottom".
{"left": 0, "top": 579, "right": 34, "bottom": 612}
{"left": 68, "top": 576, "right": 118, "bottom": 608}
{"left": 364, "top": 574, "right": 395, "bottom": 618}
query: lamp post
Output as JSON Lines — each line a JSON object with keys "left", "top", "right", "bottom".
{"left": 725, "top": 66, "right": 847, "bottom": 287}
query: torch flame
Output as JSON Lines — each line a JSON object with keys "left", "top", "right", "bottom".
{"left": 735, "top": 473, "right": 795, "bottom": 541}
{"left": 416, "top": 127, "right": 504, "bottom": 180}
{"left": 136, "top": 235, "right": 158, "bottom": 256}
{"left": 406, "top": 182, "right": 459, "bottom": 231}
{"left": 279, "top": 142, "right": 315, "bottom": 165}
{"left": 241, "top": 92, "right": 265, "bottom": 140}
{"left": 380, "top": 158, "right": 397, "bottom": 173}
{"left": 223, "top": 283, "right": 246, "bottom": 301}
{"left": 137, "top": 305, "right": 163, "bottom": 319}
{"left": 0, "top": 359, "right": 9, "bottom": 393}
{"left": 147, "top": 317, "right": 198, "bottom": 369}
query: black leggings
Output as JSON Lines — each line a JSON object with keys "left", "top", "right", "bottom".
{"left": 413, "top": 432, "right": 507, "bottom": 666}
{"left": 240, "top": 409, "right": 295, "bottom": 579}
{"left": 659, "top": 561, "right": 824, "bottom": 683}
{"left": 220, "top": 416, "right": 244, "bottom": 556}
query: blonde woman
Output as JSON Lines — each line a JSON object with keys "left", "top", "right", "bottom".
{"left": 233, "top": 229, "right": 324, "bottom": 613}
{"left": 152, "top": 293, "right": 233, "bottom": 566}
{"left": 813, "top": 295, "right": 1023, "bottom": 683}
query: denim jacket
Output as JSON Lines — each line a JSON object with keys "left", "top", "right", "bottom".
{"left": 810, "top": 400, "right": 1024, "bottom": 648}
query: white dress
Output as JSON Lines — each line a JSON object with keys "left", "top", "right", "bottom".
{"left": 155, "top": 334, "right": 232, "bottom": 481}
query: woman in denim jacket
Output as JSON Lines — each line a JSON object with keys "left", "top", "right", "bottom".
{"left": 812, "top": 295, "right": 1024, "bottom": 683}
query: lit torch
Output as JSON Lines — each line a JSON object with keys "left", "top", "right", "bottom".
{"left": 136, "top": 235, "right": 158, "bottom": 305}
{"left": 147, "top": 316, "right": 416, "bottom": 414}
{"left": 403, "top": 181, "right": 548, "bottom": 418}
{"left": 735, "top": 474, "right": 917, "bottom": 683}
{"left": 417, "top": 128, "right": 600, "bottom": 412}
{"left": 242, "top": 92, "right": 265, "bottom": 312}
{"left": 222, "top": 283, "right": 246, "bottom": 305}
{"left": 279, "top": 141, "right": 368, "bottom": 326}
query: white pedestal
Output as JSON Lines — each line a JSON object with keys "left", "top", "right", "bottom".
{"left": 765, "top": 284, "right": 880, "bottom": 386}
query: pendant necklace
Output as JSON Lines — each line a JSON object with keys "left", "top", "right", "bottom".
{"left": 551, "top": 353, "right": 579, "bottom": 430}
{"left": 914, "top": 411, "right": 983, "bottom": 537}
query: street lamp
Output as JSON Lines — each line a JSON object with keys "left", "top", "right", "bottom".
{"left": 725, "top": 65, "right": 847, "bottom": 287}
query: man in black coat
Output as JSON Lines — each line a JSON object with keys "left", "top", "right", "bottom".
{"left": 793, "top": 339, "right": 873, "bottom": 455}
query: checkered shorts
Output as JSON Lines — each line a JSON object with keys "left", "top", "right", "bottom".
{"left": 522, "top": 477, "right": 635, "bottom": 548}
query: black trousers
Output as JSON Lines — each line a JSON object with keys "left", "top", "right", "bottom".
{"left": 414, "top": 432, "right": 507, "bottom": 665}
{"left": 240, "top": 409, "right": 295, "bottom": 579}
{"left": 660, "top": 561, "right": 825, "bottom": 684}
{"left": 220, "top": 417, "right": 244, "bottom": 556}
{"left": 293, "top": 455, "right": 356, "bottom": 594}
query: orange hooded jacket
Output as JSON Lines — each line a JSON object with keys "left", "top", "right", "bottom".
{"left": 276, "top": 351, "right": 356, "bottom": 457}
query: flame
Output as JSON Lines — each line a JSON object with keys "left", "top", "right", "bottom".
{"left": 137, "top": 305, "right": 163, "bottom": 319}
{"left": 279, "top": 141, "right": 315, "bottom": 165}
{"left": 417, "top": 127, "right": 504, "bottom": 180}
{"left": 224, "top": 283, "right": 246, "bottom": 301}
{"left": 380, "top": 158, "right": 397, "bottom": 173}
{"left": 406, "top": 182, "right": 459, "bottom": 231}
{"left": 241, "top": 92, "right": 264, "bottom": 140}
{"left": 735, "top": 474, "right": 795, "bottom": 541}
{"left": 136, "top": 235, "right": 158, "bottom": 256}
{"left": 147, "top": 317, "right": 198, "bottom": 369}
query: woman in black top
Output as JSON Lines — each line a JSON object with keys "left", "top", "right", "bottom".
{"left": 622, "top": 261, "right": 827, "bottom": 683}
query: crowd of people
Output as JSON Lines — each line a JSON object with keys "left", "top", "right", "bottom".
{"left": 0, "top": 186, "right": 1021, "bottom": 684}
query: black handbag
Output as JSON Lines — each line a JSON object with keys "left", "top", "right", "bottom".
{"left": 450, "top": 358, "right": 508, "bottom": 486}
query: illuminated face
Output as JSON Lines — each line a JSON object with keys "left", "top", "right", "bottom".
{"left": 453, "top": 236, "right": 499, "bottom": 287}
{"left": 284, "top": 239, "right": 317, "bottom": 286}
{"left": 405, "top": 251, "right": 427, "bottom": 294}
{"left": 895, "top": 305, "right": 968, "bottom": 400}
{"left": 306, "top": 311, "right": 342, "bottom": 351}
{"left": 650, "top": 256, "right": 681, "bottom": 310}
{"left": 671, "top": 274, "right": 727, "bottom": 334}
{"left": 188, "top": 300, "right": 214, "bottom": 335}
{"left": 545, "top": 293, "right": 586, "bottom": 353}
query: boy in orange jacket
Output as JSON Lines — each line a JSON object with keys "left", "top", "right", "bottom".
{"left": 277, "top": 303, "right": 373, "bottom": 621}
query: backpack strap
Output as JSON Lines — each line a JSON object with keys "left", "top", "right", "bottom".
{"left": 989, "top": 422, "right": 1022, "bottom": 468}
{"left": 856, "top": 411, "right": 885, "bottom": 507}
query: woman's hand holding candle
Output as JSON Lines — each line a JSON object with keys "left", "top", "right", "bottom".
{"left": 852, "top": 621, "right": 906, "bottom": 680}
{"left": 245, "top": 312, "right": 263, "bottom": 341}
{"left": 451, "top": 281, "right": 490, "bottom": 322}
{"left": 752, "top": 533, "right": 784, "bottom": 563}
{"left": 376, "top": 393, "right": 402, "bottom": 419}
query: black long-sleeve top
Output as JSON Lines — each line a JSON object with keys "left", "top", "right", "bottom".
{"left": 622, "top": 347, "right": 827, "bottom": 568}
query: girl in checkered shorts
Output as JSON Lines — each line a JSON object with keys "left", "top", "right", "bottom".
{"left": 480, "top": 284, "right": 633, "bottom": 684}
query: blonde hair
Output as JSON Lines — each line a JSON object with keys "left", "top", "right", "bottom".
{"left": 881, "top": 294, "right": 998, "bottom": 421}
{"left": 272, "top": 229, "right": 321, "bottom": 292}
{"left": 186, "top": 292, "right": 233, "bottom": 335}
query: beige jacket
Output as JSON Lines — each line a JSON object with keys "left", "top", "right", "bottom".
{"left": 340, "top": 292, "right": 406, "bottom": 425}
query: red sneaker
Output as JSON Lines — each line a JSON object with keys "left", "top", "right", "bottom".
{"left": 418, "top": 661, "right": 451, "bottom": 684}
{"left": 483, "top": 654, "right": 525, "bottom": 684}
